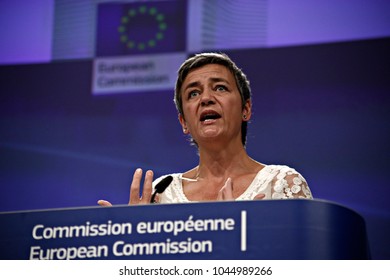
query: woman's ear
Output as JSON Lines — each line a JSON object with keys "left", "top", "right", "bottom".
{"left": 242, "top": 100, "right": 252, "bottom": 121}
{"left": 178, "top": 114, "right": 189, "bottom": 134}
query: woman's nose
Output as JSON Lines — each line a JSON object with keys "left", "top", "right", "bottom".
{"left": 200, "top": 89, "right": 215, "bottom": 106}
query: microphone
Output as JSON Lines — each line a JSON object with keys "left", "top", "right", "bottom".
{"left": 150, "top": 175, "right": 173, "bottom": 203}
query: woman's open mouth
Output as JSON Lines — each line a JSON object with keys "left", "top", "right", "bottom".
{"left": 200, "top": 110, "right": 221, "bottom": 123}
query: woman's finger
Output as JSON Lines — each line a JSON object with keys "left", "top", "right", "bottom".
{"left": 129, "top": 168, "right": 143, "bottom": 204}
{"left": 153, "top": 195, "right": 160, "bottom": 203}
{"left": 254, "top": 193, "right": 265, "bottom": 200}
{"left": 97, "top": 200, "right": 112, "bottom": 207}
{"left": 217, "top": 178, "right": 234, "bottom": 201}
{"left": 140, "top": 170, "right": 154, "bottom": 204}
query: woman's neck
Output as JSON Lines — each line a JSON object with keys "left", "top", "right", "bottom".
{"left": 181, "top": 139, "right": 265, "bottom": 201}
{"left": 196, "top": 141, "right": 254, "bottom": 179}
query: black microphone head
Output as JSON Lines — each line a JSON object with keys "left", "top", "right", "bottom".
{"left": 155, "top": 175, "right": 173, "bottom": 194}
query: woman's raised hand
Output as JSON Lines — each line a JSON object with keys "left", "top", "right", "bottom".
{"left": 97, "top": 168, "right": 154, "bottom": 206}
{"left": 217, "top": 178, "right": 265, "bottom": 201}
{"left": 129, "top": 168, "right": 154, "bottom": 204}
{"left": 217, "top": 178, "right": 234, "bottom": 201}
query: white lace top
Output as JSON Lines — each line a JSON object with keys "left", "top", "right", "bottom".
{"left": 153, "top": 165, "right": 313, "bottom": 203}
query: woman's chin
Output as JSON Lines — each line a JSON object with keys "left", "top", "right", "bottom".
{"left": 195, "top": 131, "right": 225, "bottom": 145}
{"left": 200, "top": 128, "right": 221, "bottom": 138}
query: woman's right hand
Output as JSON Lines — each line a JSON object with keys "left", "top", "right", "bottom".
{"left": 97, "top": 168, "right": 154, "bottom": 206}
{"left": 97, "top": 199, "right": 112, "bottom": 206}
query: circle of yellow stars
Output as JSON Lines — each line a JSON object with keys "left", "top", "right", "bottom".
{"left": 118, "top": 6, "right": 168, "bottom": 51}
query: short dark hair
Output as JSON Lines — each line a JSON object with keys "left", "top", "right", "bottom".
{"left": 174, "top": 52, "right": 252, "bottom": 146}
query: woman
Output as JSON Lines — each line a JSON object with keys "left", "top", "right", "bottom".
{"left": 98, "top": 53, "right": 312, "bottom": 206}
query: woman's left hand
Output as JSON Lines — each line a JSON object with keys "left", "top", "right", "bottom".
{"left": 217, "top": 178, "right": 265, "bottom": 201}
{"left": 217, "top": 178, "right": 234, "bottom": 200}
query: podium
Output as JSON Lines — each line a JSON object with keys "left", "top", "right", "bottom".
{"left": 0, "top": 199, "right": 370, "bottom": 259}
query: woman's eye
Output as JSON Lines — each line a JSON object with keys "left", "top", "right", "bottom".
{"left": 216, "top": 85, "right": 227, "bottom": 91}
{"left": 188, "top": 91, "right": 199, "bottom": 99}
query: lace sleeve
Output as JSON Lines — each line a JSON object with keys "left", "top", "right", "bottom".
{"left": 270, "top": 168, "right": 313, "bottom": 199}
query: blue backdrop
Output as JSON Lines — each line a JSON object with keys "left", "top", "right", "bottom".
{"left": 0, "top": 38, "right": 389, "bottom": 259}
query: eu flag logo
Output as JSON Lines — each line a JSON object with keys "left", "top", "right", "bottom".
{"left": 96, "top": 0, "right": 187, "bottom": 56}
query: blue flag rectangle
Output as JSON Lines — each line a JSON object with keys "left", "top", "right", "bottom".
{"left": 96, "top": 0, "right": 187, "bottom": 56}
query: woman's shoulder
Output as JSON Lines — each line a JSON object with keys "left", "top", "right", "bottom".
{"left": 261, "top": 164, "right": 308, "bottom": 186}
{"left": 262, "top": 164, "right": 301, "bottom": 174}
{"left": 262, "top": 164, "right": 313, "bottom": 199}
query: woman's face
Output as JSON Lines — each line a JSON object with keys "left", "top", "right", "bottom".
{"left": 179, "top": 64, "right": 251, "bottom": 146}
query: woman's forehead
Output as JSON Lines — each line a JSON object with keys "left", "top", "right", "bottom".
{"left": 184, "top": 64, "right": 233, "bottom": 84}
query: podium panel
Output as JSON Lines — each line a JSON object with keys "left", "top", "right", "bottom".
{"left": 0, "top": 199, "right": 370, "bottom": 259}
